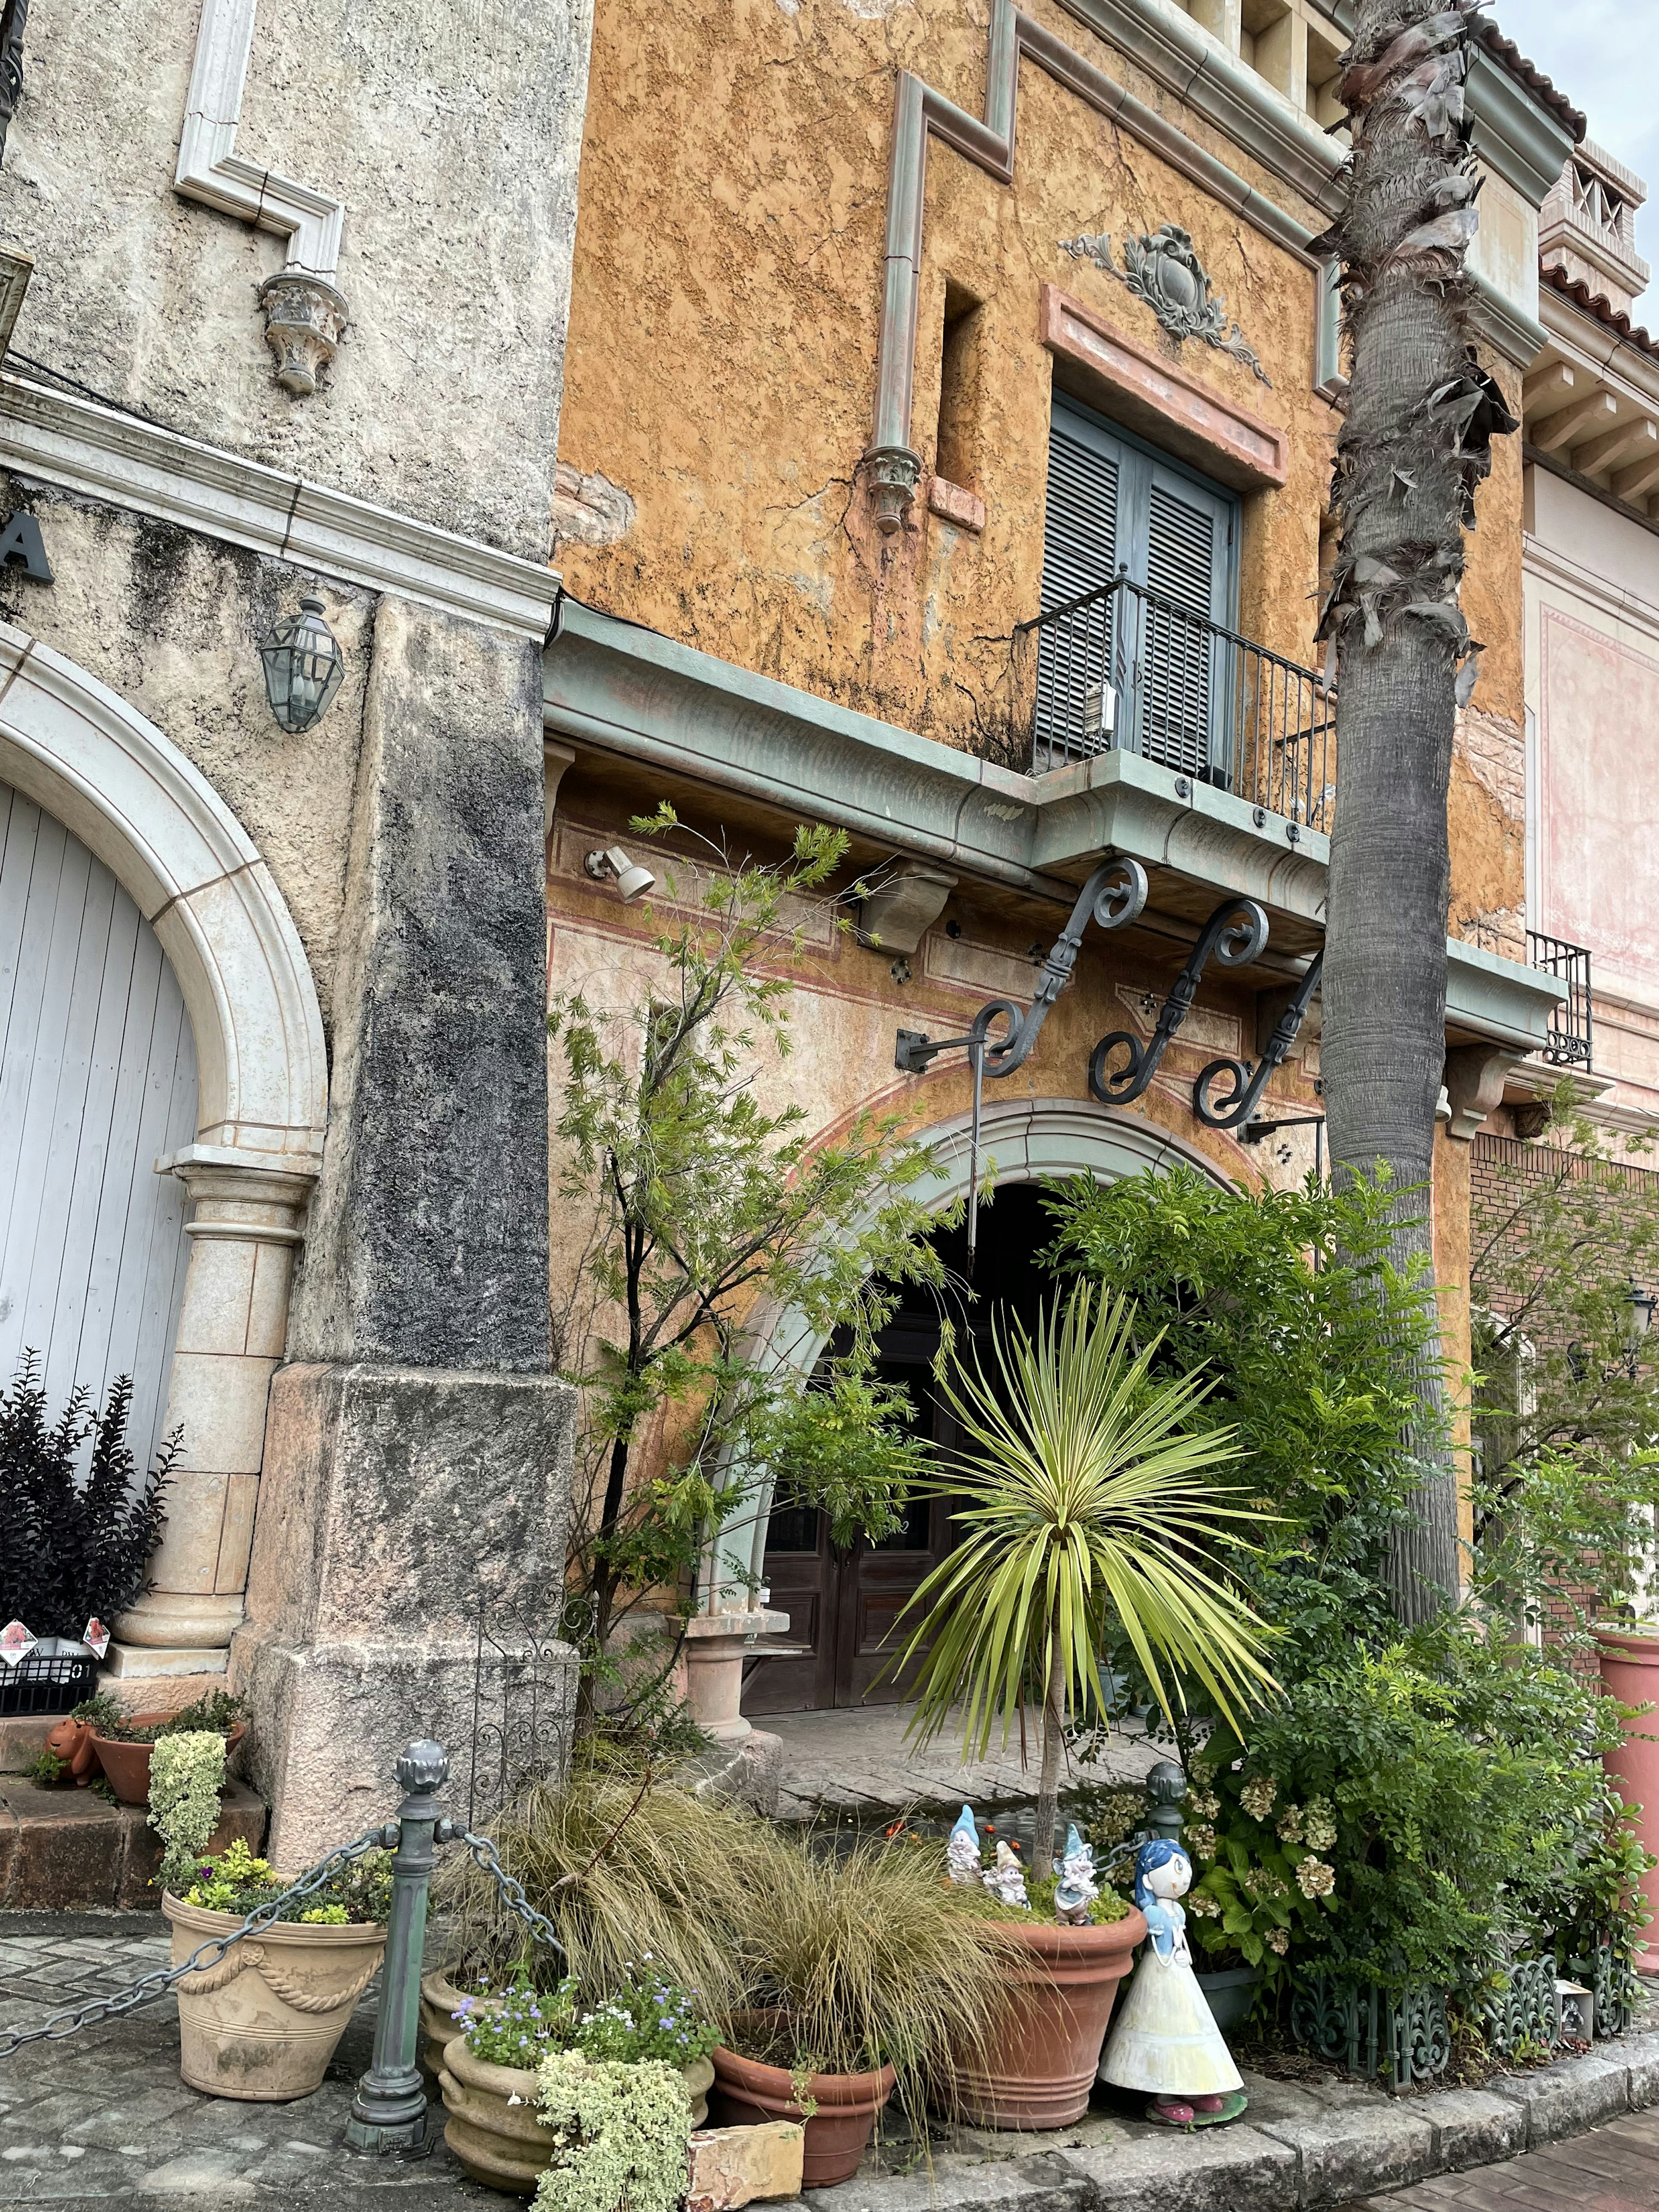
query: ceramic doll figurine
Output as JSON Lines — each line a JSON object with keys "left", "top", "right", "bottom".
{"left": 1054, "top": 1824, "right": 1099, "bottom": 1923}
{"left": 983, "top": 1838, "right": 1030, "bottom": 1909}
{"left": 1098, "top": 1839, "right": 1246, "bottom": 2126}
{"left": 947, "top": 1805, "right": 983, "bottom": 1887}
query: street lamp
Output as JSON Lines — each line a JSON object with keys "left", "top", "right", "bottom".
{"left": 258, "top": 594, "right": 345, "bottom": 734}
{"left": 1626, "top": 1282, "right": 1657, "bottom": 1378}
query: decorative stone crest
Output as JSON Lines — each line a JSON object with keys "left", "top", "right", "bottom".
{"left": 1060, "top": 224, "right": 1271, "bottom": 387}
{"left": 257, "top": 269, "right": 348, "bottom": 397}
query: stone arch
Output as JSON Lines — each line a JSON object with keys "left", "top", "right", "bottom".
{"left": 709, "top": 1094, "right": 1235, "bottom": 1599}
{"left": 0, "top": 623, "right": 328, "bottom": 1658}
{"left": 0, "top": 625, "right": 326, "bottom": 1160}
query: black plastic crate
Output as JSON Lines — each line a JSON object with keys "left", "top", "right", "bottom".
{"left": 0, "top": 1648, "right": 99, "bottom": 1717}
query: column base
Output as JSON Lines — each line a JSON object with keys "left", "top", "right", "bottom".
{"left": 104, "top": 1642, "right": 229, "bottom": 1680}
{"left": 684, "top": 1611, "right": 790, "bottom": 1744}
{"left": 115, "top": 1592, "right": 246, "bottom": 1651}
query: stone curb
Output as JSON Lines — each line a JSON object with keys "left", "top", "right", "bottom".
{"left": 791, "top": 2032, "right": 1659, "bottom": 2212}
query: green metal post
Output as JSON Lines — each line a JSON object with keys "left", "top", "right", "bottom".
{"left": 1145, "top": 1758, "right": 1187, "bottom": 1846}
{"left": 345, "top": 1739, "right": 450, "bottom": 2154}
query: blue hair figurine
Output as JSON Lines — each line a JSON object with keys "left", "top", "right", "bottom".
{"left": 1099, "top": 1839, "right": 1247, "bottom": 2126}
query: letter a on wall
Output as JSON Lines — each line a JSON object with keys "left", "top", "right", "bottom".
{"left": 0, "top": 510, "right": 51, "bottom": 578}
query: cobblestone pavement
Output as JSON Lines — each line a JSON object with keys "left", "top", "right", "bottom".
{"left": 0, "top": 1915, "right": 489, "bottom": 2206}
{"left": 1338, "top": 2104, "right": 1659, "bottom": 2209}
{"left": 765, "top": 1703, "right": 1161, "bottom": 1820}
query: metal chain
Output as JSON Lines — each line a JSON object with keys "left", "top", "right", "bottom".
{"left": 444, "top": 1824, "right": 567, "bottom": 1962}
{"left": 0, "top": 1821, "right": 395, "bottom": 2058}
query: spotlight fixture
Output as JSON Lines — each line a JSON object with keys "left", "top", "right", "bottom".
{"left": 584, "top": 845, "right": 656, "bottom": 903}
{"left": 258, "top": 594, "right": 345, "bottom": 733}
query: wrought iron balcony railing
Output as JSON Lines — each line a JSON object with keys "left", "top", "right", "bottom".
{"left": 1527, "top": 929, "right": 1593, "bottom": 1068}
{"left": 1013, "top": 572, "right": 1337, "bottom": 833}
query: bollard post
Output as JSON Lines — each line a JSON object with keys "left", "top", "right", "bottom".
{"left": 1144, "top": 1758, "right": 1187, "bottom": 1847}
{"left": 345, "top": 1739, "right": 450, "bottom": 2153}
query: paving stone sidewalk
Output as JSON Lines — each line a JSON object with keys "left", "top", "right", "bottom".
{"left": 4, "top": 1914, "right": 1657, "bottom": 2211}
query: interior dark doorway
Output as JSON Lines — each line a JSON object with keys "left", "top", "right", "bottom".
{"left": 744, "top": 1181, "right": 1060, "bottom": 1715}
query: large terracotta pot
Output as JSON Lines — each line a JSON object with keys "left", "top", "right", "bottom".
{"left": 709, "top": 2044, "right": 895, "bottom": 2187}
{"left": 441, "top": 2037, "right": 718, "bottom": 2194}
{"left": 94, "top": 1719, "right": 247, "bottom": 1805}
{"left": 1596, "top": 1627, "right": 1659, "bottom": 1974}
{"left": 946, "top": 1910, "right": 1147, "bottom": 2130}
{"left": 162, "top": 1891, "right": 386, "bottom": 2099}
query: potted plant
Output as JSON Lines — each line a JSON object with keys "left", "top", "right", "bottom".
{"left": 0, "top": 1359, "right": 175, "bottom": 1715}
{"left": 162, "top": 1837, "right": 392, "bottom": 2100}
{"left": 79, "top": 1687, "right": 248, "bottom": 1804}
{"left": 888, "top": 1284, "right": 1275, "bottom": 2128}
{"left": 438, "top": 1970, "right": 718, "bottom": 2195}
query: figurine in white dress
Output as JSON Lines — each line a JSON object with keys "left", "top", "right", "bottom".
{"left": 1099, "top": 1839, "right": 1245, "bottom": 2125}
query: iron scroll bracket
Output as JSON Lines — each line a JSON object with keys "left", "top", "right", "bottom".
{"left": 1192, "top": 950, "right": 1324, "bottom": 1131}
{"left": 1088, "top": 895, "right": 1271, "bottom": 1109}
{"left": 892, "top": 856, "right": 1150, "bottom": 1265}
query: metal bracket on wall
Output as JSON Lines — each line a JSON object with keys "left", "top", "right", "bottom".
{"left": 1193, "top": 950, "right": 1323, "bottom": 1131}
{"left": 1087, "top": 896, "right": 1270, "bottom": 1109}
{"left": 893, "top": 855, "right": 1149, "bottom": 1262}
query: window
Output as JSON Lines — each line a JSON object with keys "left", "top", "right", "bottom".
{"left": 934, "top": 285, "right": 983, "bottom": 491}
{"left": 1034, "top": 394, "right": 1239, "bottom": 775}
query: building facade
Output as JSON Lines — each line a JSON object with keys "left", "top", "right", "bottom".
{"left": 545, "top": 0, "right": 1577, "bottom": 1716}
{"left": 0, "top": 0, "right": 591, "bottom": 1857}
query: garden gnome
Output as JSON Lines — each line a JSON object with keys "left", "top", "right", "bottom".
{"left": 1099, "top": 1839, "right": 1245, "bottom": 2126}
{"left": 1054, "top": 1824, "right": 1099, "bottom": 1923}
{"left": 983, "top": 1838, "right": 1029, "bottom": 1909}
{"left": 947, "top": 1804, "right": 982, "bottom": 1886}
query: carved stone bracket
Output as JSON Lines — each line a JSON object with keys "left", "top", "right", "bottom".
{"left": 855, "top": 857, "right": 957, "bottom": 955}
{"left": 1442, "top": 1043, "right": 1525, "bottom": 1143}
{"left": 1061, "top": 224, "right": 1271, "bottom": 387}
{"left": 257, "top": 272, "right": 348, "bottom": 398}
{"left": 862, "top": 444, "right": 922, "bottom": 536}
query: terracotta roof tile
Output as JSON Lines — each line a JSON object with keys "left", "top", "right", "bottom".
{"left": 1476, "top": 22, "right": 1586, "bottom": 144}
{"left": 1541, "top": 264, "right": 1659, "bottom": 363}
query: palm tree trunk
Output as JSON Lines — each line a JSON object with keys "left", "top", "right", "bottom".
{"left": 1033, "top": 1607, "right": 1067, "bottom": 1878}
{"left": 1318, "top": 0, "right": 1515, "bottom": 1624}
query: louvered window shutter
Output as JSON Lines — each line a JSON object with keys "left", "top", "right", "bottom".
{"left": 1140, "top": 479, "right": 1221, "bottom": 777}
{"left": 1034, "top": 419, "right": 1120, "bottom": 766}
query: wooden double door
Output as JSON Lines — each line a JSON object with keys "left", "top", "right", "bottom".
{"left": 743, "top": 1181, "right": 1055, "bottom": 1714}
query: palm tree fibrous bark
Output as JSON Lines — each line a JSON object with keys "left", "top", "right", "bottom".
{"left": 1313, "top": 0, "right": 1517, "bottom": 1624}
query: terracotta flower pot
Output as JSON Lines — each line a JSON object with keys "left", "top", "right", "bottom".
{"left": 709, "top": 2043, "right": 896, "bottom": 2188}
{"left": 945, "top": 1910, "right": 1147, "bottom": 2130}
{"left": 1597, "top": 1626, "right": 1659, "bottom": 1974}
{"left": 441, "top": 2039, "right": 548, "bottom": 2196}
{"left": 93, "top": 1719, "right": 246, "bottom": 1804}
{"left": 440, "top": 2036, "right": 717, "bottom": 2193}
{"left": 162, "top": 1891, "right": 386, "bottom": 2100}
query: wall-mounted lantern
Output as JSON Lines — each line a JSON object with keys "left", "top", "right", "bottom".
{"left": 258, "top": 594, "right": 344, "bottom": 733}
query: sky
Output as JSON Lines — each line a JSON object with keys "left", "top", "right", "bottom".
{"left": 1487, "top": 0, "right": 1656, "bottom": 322}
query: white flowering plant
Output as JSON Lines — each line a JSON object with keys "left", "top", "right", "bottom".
{"left": 149, "top": 1730, "right": 226, "bottom": 1896}
{"left": 532, "top": 2048, "right": 690, "bottom": 2212}
{"left": 459, "top": 1965, "right": 717, "bottom": 2075}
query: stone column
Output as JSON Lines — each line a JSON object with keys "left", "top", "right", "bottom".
{"left": 111, "top": 1150, "right": 315, "bottom": 1675}
{"left": 234, "top": 596, "right": 577, "bottom": 1866}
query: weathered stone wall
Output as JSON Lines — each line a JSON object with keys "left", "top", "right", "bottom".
{"left": 0, "top": 479, "right": 369, "bottom": 1028}
{"left": 552, "top": 0, "right": 1337, "bottom": 755}
{"left": 0, "top": 0, "right": 592, "bottom": 557}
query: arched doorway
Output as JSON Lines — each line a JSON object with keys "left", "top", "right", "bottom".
{"left": 746, "top": 1181, "right": 1060, "bottom": 1713}
{"left": 0, "top": 780, "right": 198, "bottom": 1471}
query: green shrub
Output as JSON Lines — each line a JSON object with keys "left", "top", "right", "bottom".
{"left": 182, "top": 1836, "right": 394, "bottom": 1923}
{"left": 532, "top": 2050, "right": 690, "bottom": 2212}
{"left": 148, "top": 1731, "right": 226, "bottom": 1896}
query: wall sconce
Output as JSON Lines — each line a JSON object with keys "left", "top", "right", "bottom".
{"left": 584, "top": 845, "right": 656, "bottom": 903}
{"left": 258, "top": 594, "right": 345, "bottom": 733}
{"left": 1626, "top": 1282, "right": 1656, "bottom": 1376}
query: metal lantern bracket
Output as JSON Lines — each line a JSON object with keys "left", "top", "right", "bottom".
{"left": 1193, "top": 950, "right": 1324, "bottom": 1131}
{"left": 1088, "top": 896, "right": 1271, "bottom": 1110}
{"left": 893, "top": 855, "right": 1150, "bottom": 1263}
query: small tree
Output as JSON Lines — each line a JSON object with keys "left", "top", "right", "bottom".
{"left": 1315, "top": 0, "right": 1519, "bottom": 1623}
{"left": 551, "top": 814, "right": 953, "bottom": 1734}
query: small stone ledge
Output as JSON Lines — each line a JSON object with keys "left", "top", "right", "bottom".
{"left": 1253, "top": 2103, "right": 1436, "bottom": 2206}
{"left": 1488, "top": 2047, "right": 1633, "bottom": 2146}
{"left": 1059, "top": 2123, "right": 1297, "bottom": 2211}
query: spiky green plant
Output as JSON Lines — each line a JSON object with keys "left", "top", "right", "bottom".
{"left": 892, "top": 1283, "right": 1278, "bottom": 1874}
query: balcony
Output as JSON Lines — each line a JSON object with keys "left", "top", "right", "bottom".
{"left": 1011, "top": 573, "right": 1336, "bottom": 833}
{"left": 1527, "top": 930, "right": 1593, "bottom": 1068}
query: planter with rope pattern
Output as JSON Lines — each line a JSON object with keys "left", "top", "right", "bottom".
{"left": 162, "top": 1891, "right": 388, "bottom": 2100}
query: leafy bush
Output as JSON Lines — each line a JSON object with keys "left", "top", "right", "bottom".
{"left": 149, "top": 1732, "right": 226, "bottom": 1896}
{"left": 182, "top": 1836, "right": 394, "bottom": 1924}
{"left": 532, "top": 2050, "right": 690, "bottom": 2212}
{"left": 0, "top": 1358, "right": 176, "bottom": 1635}
{"left": 74, "top": 1688, "right": 246, "bottom": 1745}
{"left": 456, "top": 1969, "right": 717, "bottom": 2074}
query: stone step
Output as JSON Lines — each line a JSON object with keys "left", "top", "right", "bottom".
{"left": 0, "top": 1780, "right": 266, "bottom": 1909}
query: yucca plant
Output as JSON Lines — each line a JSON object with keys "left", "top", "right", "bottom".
{"left": 891, "top": 1283, "right": 1278, "bottom": 1875}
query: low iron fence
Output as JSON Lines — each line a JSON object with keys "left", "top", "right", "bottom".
{"left": 1528, "top": 929, "right": 1594, "bottom": 1069}
{"left": 1013, "top": 572, "right": 1337, "bottom": 832}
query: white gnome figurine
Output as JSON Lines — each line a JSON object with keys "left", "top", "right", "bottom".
{"left": 1054, "top": 1823, "right": 1099, "bottom": 1923}
{"left": 946, "top": 1804, "right": 983, "bottom": 1888}
{"left": 983, "top": 1838, "right": 1030, "bottom": 1910}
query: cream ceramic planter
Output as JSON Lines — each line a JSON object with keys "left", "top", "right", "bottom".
{"left": 441, "top": 2037, "right": 718, "bottom": 2194}
{"left": 162, "top": 1893, "right": 386, "bottom": 2101}
{"left": 420, "top": 1970, "right": 506, "bottom": 2089}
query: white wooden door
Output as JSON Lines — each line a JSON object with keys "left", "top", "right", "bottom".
{"left": 0, "top": 780, "right": 197, "bottom": 1477}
